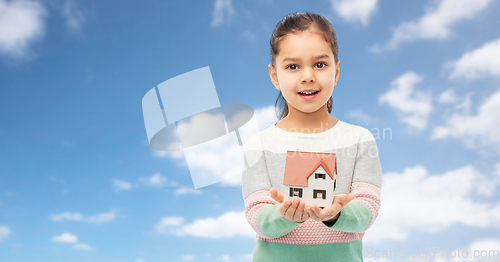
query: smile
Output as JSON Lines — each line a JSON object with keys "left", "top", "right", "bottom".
{"left": 298, "top": 90, "right": 319, "bottom": 99}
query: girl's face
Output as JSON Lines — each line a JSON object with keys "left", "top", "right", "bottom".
{"left": 269, "top": 30, "right": 340, "bottom": 117}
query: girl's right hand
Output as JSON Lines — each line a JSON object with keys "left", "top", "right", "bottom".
{"left": 270, "top": 187, "right": 310, "bottom": 223}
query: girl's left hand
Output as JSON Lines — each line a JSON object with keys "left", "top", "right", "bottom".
{"left": 306, "top": 193, "right": 356, "bottom": 223}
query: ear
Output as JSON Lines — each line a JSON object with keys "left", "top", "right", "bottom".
{"left": 334, "top": 60, "right": 340, "bottom": 86}
{"left": 268, "top": 64, "right": 281, "bottom": 91}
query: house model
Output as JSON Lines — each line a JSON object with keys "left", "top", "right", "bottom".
{"left": 282, "top": 150, "right": 337, "bottom": 208}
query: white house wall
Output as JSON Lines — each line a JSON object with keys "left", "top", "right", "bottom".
{"left": 283, "top": 166, "right": 335, "bottom": 208}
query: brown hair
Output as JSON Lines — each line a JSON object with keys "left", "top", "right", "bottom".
{"left": 270, "top": 12, "right": 339, "bottom": 120}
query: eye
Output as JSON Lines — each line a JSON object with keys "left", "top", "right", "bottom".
{"left": 315, "top": 62, "right": 327, "bottom": 68}
{"left": 286, "top": 64, "right": 298, "bottom": 70}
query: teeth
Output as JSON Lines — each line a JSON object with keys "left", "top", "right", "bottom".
{"left": 300, "top": 91, "right": 317, "bottom": 95}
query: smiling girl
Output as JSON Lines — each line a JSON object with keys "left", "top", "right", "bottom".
{"left": 242, "top": 12, "right": 382, "bottom": 261}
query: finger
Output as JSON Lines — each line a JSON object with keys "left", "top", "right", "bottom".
{"left": 305, "top": 206, "right": 314, "bottom": 218}
{"left": 309, "top": 205, "right": 323, "bottom": 218}
{"left": 285, "top": 199, "right": 300, "bottom": 220}
{"left": 276, "top": 191, "right": 285, "bottom": 203}
{"left": 320, "top": 207, "right": 336, "bottom": 217}
{"left": 269, "top": 187, "right": 277, "bottom": 199}
{"left": 279, "top": 200, "right": 291, "bottom": 216}
{"left": 329, "top": 199, "right": 346, "bottom": 216}
{"left": 334, "top": 193, "right": 356, "bottom": 207}
{"left": 345, "top": 192, "right": 356, "bottom": 203}
{"left": 302, "top": 208, "right": 310, "bottom": 221}
{"left": 269, "top": 188, "right": 280, "bottom": 203}
{"left": 270, "top": 188, "right": 285, "bottom": 204}
{"left": 294, "top": 201, "right": 305, "bottom": 222}
{"left": 306, "top": 207, "right": 320, "bottom": 221}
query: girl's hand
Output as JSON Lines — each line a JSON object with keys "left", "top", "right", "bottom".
{"left": 306, "top": 193, "right": 356, "bottom": 223}
{"left": 270, "top": 187, "right": 310, "bottom": 223}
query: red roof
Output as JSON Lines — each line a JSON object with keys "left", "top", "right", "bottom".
{"left": 283, "top": 150, "right": 336, "bottom": 187}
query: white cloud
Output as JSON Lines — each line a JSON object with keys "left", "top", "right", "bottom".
{"left": 50, "top": 212, "right": 83, "bottom": 222}
{"left": 447, "top": 37, "right": 500, "bottom": 80}
{"left": 217, "top": 254, "right": 252, "bottom": 262}
{"left": 331, "top": 0, "right": 378, "bottom": 26}
{"left": 379, "top": 72, "right": 432, "bottom": 130}
{"left": 0, "top": 226, "right": 11, "bottom": 241}
{"left": 52, "top": 232, "right": 93, "bottom": 251}
{"left": 211, "top": 0, "right": 235, "bottom": 27}
{"left": 156, "top": 216, "right": 183, "bottom": 227}
{"left": 364, "top": 165, "right": 500, "bottom": 244}
{"left": 176, "top": 111, "right": 229, "bottom": 147}
{"left": 438, "top": 88, "right": 459, "bottom": 104}
{"left": 115, "top": 173, "right": 179, "bottom": 190}
{"left": 432, "top": 90, "right": 500, "bottom": 152}
{"left": 181, "top": 255, "right": 195, "bottom": 261}
{"left": 155, "top": 211, "right": 255, "bottom": 239}
{"left": 113, "top": 179, "right": 132, "bottom": 191}
{"left": 438, "top": 238, "right": 500, "bottom": 261}
{"left": 364, "top": 259, "right": 390, "bottom": 262}
{"left": 456, "top": 94, "right": 473, "bottom": 114}
{"left": 61, "top": 0, "right": 85, "bottom": 31}
{"left": 185, "top": 134, "right": 243, "bottom": 187}
{"left": 50, "top": 176, "right": 65, "bottom": 183}
{"left": 50, "top": 210, "right": 116, "bottom": 224}
{"left": 174, "top": 187, "right": 202, "bottom": 196}
{"left": 73, "top": 243, "right": 92, "bottom": 250}
{"left": 371, "top": 0, "right": 493, "bottom": 52}
{"left": 241, "top": 30, "right": 256, "bottom": 42}
{"left": 138, "top": 173, "right": 167, "bottom": 188}
{"left": 152, "top": 105, "right": 274, "bottom": 188}
{"left": 52, "top": 232, "right": 78, "bottom": 243}
{"left": 239, "top": 254, "right": 253, "bottom": 262}
{"left": 466, "top": 238, "right": 500, "bottom": 261}
{"left": 85, "top": 210, "right": 116, "bottom": 224}
{"left": 153, "top": 147, "right": 185, "bottom": 159}
{"left": 163, "top": 118, "right": 245, "bottom": 187}
{"left": 346, "top": 108, "right": 371, "bottom": 124}
{"left": 219, "top": 174, "right": 242, "bottom": 186}
{"left": 469, "top": 238, "right": 500, "bottom": 251}
{"left": 0, "top": 0, "right": 47, "bottom": 58}
{"left": 437, "top": 88, "right": 474, "bottom": 118}
{"left": 255, "top": 105, "right": 277, "bottom": 131}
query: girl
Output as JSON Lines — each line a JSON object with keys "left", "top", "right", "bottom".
{"left": 241, "top": 12, "right": 382, "bottom": 261}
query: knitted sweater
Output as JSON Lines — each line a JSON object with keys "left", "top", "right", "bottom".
{"left": 241, "top": 120, "right": 382, "bottom": 262}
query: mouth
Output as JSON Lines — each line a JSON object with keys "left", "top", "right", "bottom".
{"left": 298, "top": 90, "right": 320, "bottom": 99}
{"left": 298, "top": 90, "right": 319, "bottom": 95}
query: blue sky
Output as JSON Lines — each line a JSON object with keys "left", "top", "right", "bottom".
{"left": 1, "top": 0, "right": 500, "bottom": 261}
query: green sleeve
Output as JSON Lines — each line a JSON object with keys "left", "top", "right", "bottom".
{"left": 326, "top": 202, "right": 371, "bottom": 233}
{"left": 257, "top": 203, "right": 303, "bottom": 238}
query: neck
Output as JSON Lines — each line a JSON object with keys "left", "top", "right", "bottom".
{"left": 279, "top": 104, "right": 338, "bottom": 134}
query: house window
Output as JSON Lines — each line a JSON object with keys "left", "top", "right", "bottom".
{"left": 313, "top": 189, "right": 327, "bottom": 199}
{"left": 289, "top": 187, "right": 303, "bottom": 198}
{"left": 316, "top": 191, "right": 323, "bottom": 198}
{"left": 315, "top": 173, "right": 326, "bottom": 179}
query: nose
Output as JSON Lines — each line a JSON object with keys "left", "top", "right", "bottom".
{"left": 301, "top": 67, "right": 315, "bottom": 83}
